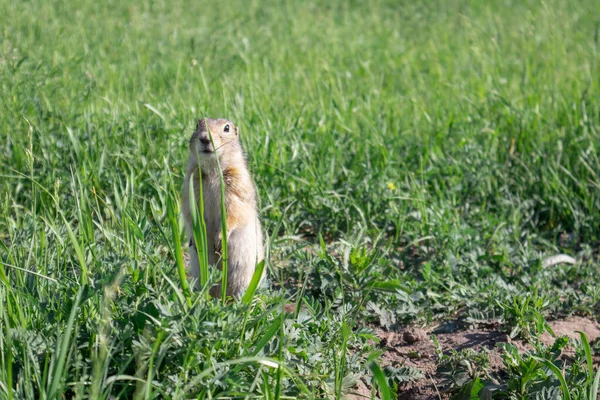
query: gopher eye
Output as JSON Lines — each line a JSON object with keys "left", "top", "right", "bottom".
{"left": 223, "top": 124, "right": 230, "bottom": 133}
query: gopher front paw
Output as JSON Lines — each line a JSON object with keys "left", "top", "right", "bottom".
{"left": 214, "top": 231, "right": 223, "bottom": 255}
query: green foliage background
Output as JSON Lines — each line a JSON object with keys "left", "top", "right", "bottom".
{"left": 0, "top": 0, "right": 599, "bottom": 398}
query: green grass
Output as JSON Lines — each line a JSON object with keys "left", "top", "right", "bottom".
{"left": 1, "top": 0, "right": 599, "bottom": 398}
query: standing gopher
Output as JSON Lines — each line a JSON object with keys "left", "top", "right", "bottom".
{"left": 182, "top": 118, "right": 264, "bottom": 297}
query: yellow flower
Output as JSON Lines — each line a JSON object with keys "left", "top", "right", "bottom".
{"left": 387, "top": 182, "right": 396, "bottom": 191}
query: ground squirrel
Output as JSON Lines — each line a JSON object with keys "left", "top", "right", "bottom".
{"left": 182, "top": 118, "right": 264, "bottom": 298}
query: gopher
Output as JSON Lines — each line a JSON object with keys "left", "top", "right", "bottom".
{"left": 182, "top": 118, "right": 264, "bottom": 297}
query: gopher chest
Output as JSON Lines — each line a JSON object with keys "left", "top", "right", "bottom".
{"left": 200, "top": 176, "right": 223, "bottom": 241}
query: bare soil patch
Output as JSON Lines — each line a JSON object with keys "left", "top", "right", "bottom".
{"left": 346, "top": 316, "right": 600, "bottom": 399}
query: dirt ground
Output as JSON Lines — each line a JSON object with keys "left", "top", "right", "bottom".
{"left": 345, "top": 316, "right": 600, "bottom": 399}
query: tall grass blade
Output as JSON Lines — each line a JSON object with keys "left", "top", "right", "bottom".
{"left": 251, "top": 314, "right": 282, "bottom": 356}
{"left": 0, "top": 262, "right": 58, "bottom": 283}
{"left": 335, "top": 319, "right": 350, "bottom": 399}
{"left": 166, "top": 194, "right": 192, "bottom": 308}
{"left": 48, "top": 287, "right": 84, "bottom": 400}
{"left": 206, "top": 126, "right": 228, "bottom": 302}
{"left": 60, "top": 212, "right": 89, "bottom": 285}
{"left": 577, "top": 331, "right": 594, "bottom": 387}
{"left": 591, "top": 365, "right": 600, "bottom": 400}
{"left": 538, "top": 358, "right": 572, "bottom": 400}
{"left": 183, "top": 356, "right": 286, "bottom": 394}
{"left": 261, "top": 370, "right": 273, "bottom": 400}
{"left": 188, "top": 171, "right": 209, "bottom": 290}
{"left": 242, "top": 260, "right": 265, "bottom": 304}
{"left": 370, "top": 361, "right": 392, "bottom": 400}
{"left": 89, "top": 274, "right": 123, "bottom": 400}
{"left": 274, "top": 308, "right": 285, "bottom": 400}
{"left": 218, "top": 166, "right": 228, "bottom": 302}
{"left": 143, "top": 331, "right": 165, "bottom": 400}
{"left": 0, "top": 289, "right": 14, "bottom": 400}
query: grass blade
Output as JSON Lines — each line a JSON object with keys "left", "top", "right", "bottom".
{"left": 274, "top": 307, "right": 285, "bottom": 400}
{"left": 370, "top": 361, "right": 392, "bottom": 400}
{"left": 577, "top": 331, "right": 594, "bottom": 387}
{"left": 0, "top": 262, "right": 58, "bottom": 283}
{"left": 0, "top": 288, "right": 14, "bottom": 400}
{"left": 188, "top": 170, "right": 209, "bottom": 290}
{"left": 591, "top": 365, "right": 600, "bottom": 400}
{"left": 218, "top": 163, "right": 228, "bottom": 302}
{"left": 48, "top": 287, "right": 84, "bottom": 400}
{"left": 251, "top": 315, "right": 282, "bottom": 356}
{"left": 537, "top": 358, "right": 572, "bottom": 400}
{"left": 206, "top": 126, "right": 228, "bottom": 302}
{"left": 261, "top": 369, "right": 273, "bottom": 400}
{"left": 166, "top": 194, "right": 192, "bottom": 308}
{"left": 143, "top": 330, "right": 165, "bottom": 400}
{"left": 242, "top": 260, "right": 265, "bottom": 304}
{"left": 60, "top": 212, "right": 88, "bottom": 285}
{"left": 183, "top": 356, "right": 287, "bottom": 394}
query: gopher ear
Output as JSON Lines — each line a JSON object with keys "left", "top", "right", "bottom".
{"left": 235, "top": 126, "right": 239, "bottom": 136}
{"left": 196, "top": 119, "right": 206, "bottom": 131}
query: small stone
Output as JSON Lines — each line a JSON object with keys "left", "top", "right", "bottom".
{"left": 403, "top": 328, "right": 428, "bottom": 344}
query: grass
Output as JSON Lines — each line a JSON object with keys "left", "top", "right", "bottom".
{"left": 0, "top": 0, "right": 599, "bottom": 398}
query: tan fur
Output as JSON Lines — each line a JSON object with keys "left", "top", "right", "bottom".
{"left": 182, "top": 118, "right": 265, "bottom": 298}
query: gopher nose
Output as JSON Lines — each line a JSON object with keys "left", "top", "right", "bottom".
{"left": 199, "top": 136, "right": 210, "bottom": 145}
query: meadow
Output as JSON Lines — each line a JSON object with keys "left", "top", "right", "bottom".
{"left": 1, "top": 0, "right": 599, "bottom": 398}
